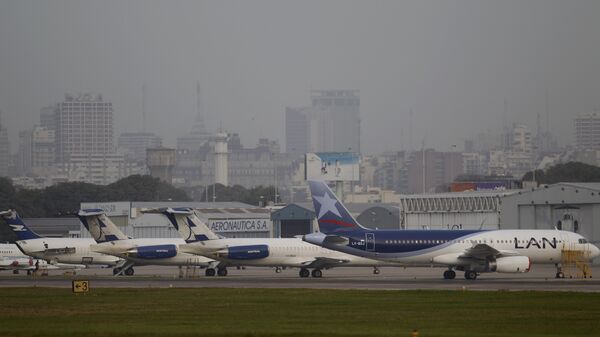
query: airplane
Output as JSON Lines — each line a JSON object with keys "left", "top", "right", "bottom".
{"left": 144, "top": 207, "right": 398, "bottom": 278}
{"left": 303, "top": 180, "right": 600, "bottom": 280}
{"left": 77, "top": 209, "right": 216, "bottom": 276}
{"left": 0, "top": 210, "right": 121, "bottom": 267}
{"left": 0, "top": 243, "right": 85, "bottom": 274}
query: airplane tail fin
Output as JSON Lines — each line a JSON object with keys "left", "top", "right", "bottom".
{"left": 77, "top": 209, "right": 129, "bottom": 243}
{"left": 0, "top": 210, "right": 42, "bottom": 240}
{"left": 307, "top": 180, "right": 366, "bottom": 234}
{"left": 142, "top": 207, "right": 219, "bottom": 243}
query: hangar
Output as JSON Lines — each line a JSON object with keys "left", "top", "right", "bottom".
{"left": 397, "top": 182, "right": 600, "bottom": 247}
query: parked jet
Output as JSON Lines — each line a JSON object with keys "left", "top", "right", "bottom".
{"left": 145, "top": 207, "right": 397, "bottom": 278}
{"left": 77, "top": 209, "right": 215, "bottom": 275}
{"left": 0, "top": 210, "right": 121, "bottom": 267}
{"left": 0, "top": 243, "right": 84, "bottom": 274}
{"left": 304, "top": 180, "right": 600, "bottom": 280}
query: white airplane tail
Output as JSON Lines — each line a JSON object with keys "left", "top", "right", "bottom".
{"left": 142, "top": 207, "right": 219, "bottom": 243}
{"left": 77, "top": 209, "right": 129, "bottom": 243}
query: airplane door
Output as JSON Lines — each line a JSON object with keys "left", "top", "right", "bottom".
{"left": 365, "top": 233, "right": 375, "bottom": 251}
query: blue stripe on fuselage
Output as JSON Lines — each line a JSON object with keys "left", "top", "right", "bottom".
{"left": 339, "top": 229, "right": 486, "bottom": 258}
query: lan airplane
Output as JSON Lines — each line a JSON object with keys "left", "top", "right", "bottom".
{"left": 145, "top": 207, "right": 397, "bottom": 278}
{"left": 77, "top": 209, "right": 216, "bottom": 275}
{"left": 0, "top": 243, "right": 84, "bottom": 274}
{"left": 304, "top": 180, "right": 600, "bottom": 280}
{"left": 0, "top": 210, "right": 121, "bottom": 267}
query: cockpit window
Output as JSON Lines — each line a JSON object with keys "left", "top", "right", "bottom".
{"left": 579, "top": 238, "right": 588, "bottom": 244}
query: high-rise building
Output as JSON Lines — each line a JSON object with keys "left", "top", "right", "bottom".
{"left": 118, "top": 132, "right": 163, "bottom": 164}
{"left": 511, "top": 124, "right": 533, "bottom": 154}
{"left": 17, "top": 127, "right": 55, "bottom": 176}
{"left": 55, "top": 93, "right": 114, "bottom": 162}
{"left": 310, "top": 90, "right": 360, "bottom": 153}
{"left": 39, "top": 105, "right": 56, "bottom": 131}
{"left": 407, "top": 150, "right": 464, "bottom": 194}
{"left": 285, "top": 107, "right": 309, "bottom": 158}
{"left": 575, "top": 112, "right": 600, "bottom": 149}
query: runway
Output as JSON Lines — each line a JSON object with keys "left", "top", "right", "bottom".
{"left": 2, "top": 264, "right": 599, "bottom": 292}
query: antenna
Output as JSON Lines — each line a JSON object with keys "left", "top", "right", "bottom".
{"left": 142, "top": 84, "right": 146, "bottom": 133}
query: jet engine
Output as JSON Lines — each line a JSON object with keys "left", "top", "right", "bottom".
{"left": 216, "top": 245, "right": 269, "bottom": 260}
{"left": 126, "top": 244, "right": 178, "bottom": 259}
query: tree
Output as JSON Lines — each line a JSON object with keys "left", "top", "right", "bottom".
{"left": 522, "top": 162, "right": 600, "bottom": 184}
{"left": 0, "top": 175, "right": 190, "bottom": 218}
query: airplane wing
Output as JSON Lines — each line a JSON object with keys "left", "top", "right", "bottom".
{"left": 459, "top": 244, "right": 522, "bottom": 260}
{"left": 300, "top": 257, "right": 351, "bottom": 269}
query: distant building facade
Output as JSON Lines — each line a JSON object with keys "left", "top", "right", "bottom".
{"left": 575, "top": 111, "right": 600, "bottom": 149}
{"left": 285, "top": 90, "right": 360, "bottom": 155}
{"left": 118, "top": 132, "right": 162, "bottom": 164}
{"left": 55, "top": 93, "right": 114, "bottom": 162}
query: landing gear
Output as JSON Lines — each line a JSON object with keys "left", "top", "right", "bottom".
{"left": 299, "top": 268, "right": 310, "bottom": 278}
{"left": 205, "top": 268, "right": 216, "bottom": 277}
{"left": 373, "top": 267, "right": 380, "bottom": 275}
{"left": 124, "top": 267, "right": 134, "bottom": 276}
{"left": 12, "top": 270, "right": 19, "bottom": 275}
{"left": 464, "top": 270, "right": 478, "bottom": 280}
{"left": 217, "top": 267, "right": 228, "bottom": 277}
{"left": 443, "top": 270, "right": 456, "bottom": 280}
{"left": 112, "top": 267, "right": 120, "bottom": 275}
{"left": 275, "top": 267, "right": 282, "bottom": 273}
{"left": 555, "top": 263, "right": 565, "bottom": 279}
{"left": 311, "top": 269, "right": 323, "bottom": 278}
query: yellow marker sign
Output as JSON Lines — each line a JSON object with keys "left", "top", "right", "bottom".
{"left": 72, "top": 280, "right": 89, "bottom": 293}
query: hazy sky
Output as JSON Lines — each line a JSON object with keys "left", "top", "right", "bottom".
{"left": 1, "top": 0, "right": 599, "bottom": 154}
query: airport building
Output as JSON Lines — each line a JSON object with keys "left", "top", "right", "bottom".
{"left": 78, "top": 201, "right": 273, "bottom": 239}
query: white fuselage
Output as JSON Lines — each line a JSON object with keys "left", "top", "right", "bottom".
{"left": 91, "top": 238, "right": 213, "bottom": 266}
{"left": 181, "top": 237, "right": 394, "bottom": 268}
{"left": 312, "top": 229, "right": 599, "bottom": 267}
{"left": 15, "top": 238, "right": 120, "bottom": 266}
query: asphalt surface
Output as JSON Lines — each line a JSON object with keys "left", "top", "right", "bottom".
{"left": 2, "top": 264, "right": 599, "bottom": 292}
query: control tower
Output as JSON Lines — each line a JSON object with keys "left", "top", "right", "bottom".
{"left": 214, "top": 132, "right": 228, "bottom": 186}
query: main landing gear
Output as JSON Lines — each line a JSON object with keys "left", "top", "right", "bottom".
{"left": 113, "top": 267, "right": 135, "bottom": 276}
{"left": 555, "top": 263, "right": 565, "bottom": 279}
{"left": 299, "top": 268, "right": 323, "bottom": 278}
{"left": 443, "top": 269, "right": 456, "bottom": 280}
{"left": 205, "top": 267, "right": 228, "bottom": 277}
{"left": 373, "top": 267, "right": 380, "bottom": 275}
{"left": 464, "top": 270, "right": 478, "bottom": 280}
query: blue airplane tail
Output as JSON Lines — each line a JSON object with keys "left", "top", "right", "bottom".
{"left": 0, "top": 210, "right": 42, "bottom": 240}
{"left": 307, "top": 180, "right": 366, "bottom": 234}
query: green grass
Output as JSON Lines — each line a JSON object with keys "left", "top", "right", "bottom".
{"left": 0, "top": 288, "right": 598, "bottom": 337}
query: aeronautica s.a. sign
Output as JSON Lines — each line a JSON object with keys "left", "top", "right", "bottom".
{"left": 208, "top": 219, "right": 272, "bottom": 233}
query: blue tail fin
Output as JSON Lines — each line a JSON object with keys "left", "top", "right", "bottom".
{"left": 307, "top": 180, "right": 365, "bottom": 234}
{"left": 141, "top": 207, "right": 218, "bottom": 243}
{"left": 77, "top": 209, "right": 130, "bottom": 243}
{"left": 0, "top": 210, "right": 42, "bottom": 240}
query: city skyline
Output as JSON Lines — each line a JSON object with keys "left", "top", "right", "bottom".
{"left": 1, "top": 1, "right": 599, "bottom": 155}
